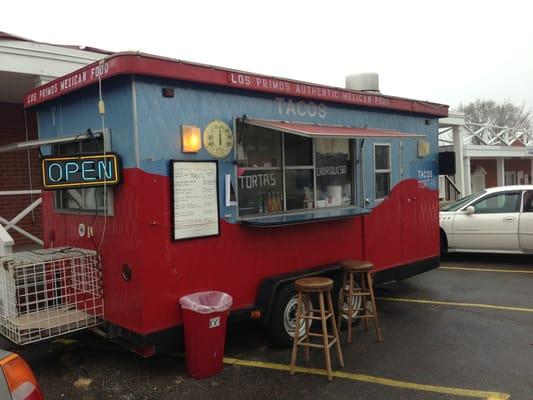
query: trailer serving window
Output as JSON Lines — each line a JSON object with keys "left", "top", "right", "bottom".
{"left": 54, "top": 138, "right": 114, "bottom": 215}
{"left": 236, "top": 122, "right": 353, "bottom": 217}
{"left": 234, "top": 119, "right": 422, "bottom": 225}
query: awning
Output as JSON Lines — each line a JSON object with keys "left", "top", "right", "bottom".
{"left": 243, "top": 119, "right": 423, "bottom": 139}
{"left": 0, "top": 131, "right": 103, "bottom": 154}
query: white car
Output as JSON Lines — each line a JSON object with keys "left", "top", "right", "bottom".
{"left": 439, "top": 185, "right": 533, "bottom": 254}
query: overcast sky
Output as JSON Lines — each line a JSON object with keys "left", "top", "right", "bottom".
{"left": 3, "top": 0, "right": 533, "bottom": 112}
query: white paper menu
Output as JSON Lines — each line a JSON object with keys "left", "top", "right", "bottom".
{"left": 172, "top": 161, "right": 219, "bottom": 240}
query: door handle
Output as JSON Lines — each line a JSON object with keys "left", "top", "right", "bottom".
{"left": 502, "top": 216, "right": 514, "bottom": 222}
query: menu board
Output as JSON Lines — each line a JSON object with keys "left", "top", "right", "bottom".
{"left": 171, "top": 161, "right": 219, "bottom": 241}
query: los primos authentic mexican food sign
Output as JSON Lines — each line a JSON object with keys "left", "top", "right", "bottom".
{"left": 41, "top": 153, "right": 121, "bottom": 189}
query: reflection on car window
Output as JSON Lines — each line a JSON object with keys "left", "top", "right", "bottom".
{"left": 440, "top": 192, "right": 484, "bottom": 211}
{"left": 473, "top": 192, "right": 521, "bottom": 214}
{"left": 523, "top": 191, "right": 533, "bottom": 212}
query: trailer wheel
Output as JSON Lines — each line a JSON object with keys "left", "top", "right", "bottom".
{"left": 337, "top": 279, "right": 363, "bottom": 328}
{"left": 268, "top": 283, "right": 313, "bottom": 348}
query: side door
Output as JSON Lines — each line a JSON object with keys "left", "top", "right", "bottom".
{"left": 452, "top": 191, "right": 521, "bottom": 251}
{"left": 519, "top": 191, "right": 533, "bottom": 251}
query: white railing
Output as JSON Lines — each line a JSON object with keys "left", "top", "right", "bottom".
{"left": 0, "top": 225, "right": 13, "bottom": 256}
{"left": 444, "top": 175, "right": 461, "bottom": 201}
{"left": 439, "top": 122, "right": 533, "bottom": 147}
{"left": 463, "top": 122, "right": 533, "bottom": 146}
{"left": 0, "top": 190, "right": 43, "bottom": 255}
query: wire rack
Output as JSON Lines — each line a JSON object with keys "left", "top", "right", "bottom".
{"left": 0, "top": 247, "right": 104, "bottom": 345}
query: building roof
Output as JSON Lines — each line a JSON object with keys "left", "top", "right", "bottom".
{"left": 0, "top": 32, "right": 30, "bottom": 41}
{"left": 0, "top": 31, "right": 111, "bottom": 103}
{"left": 0, "top": 31, "right": 112, "bottom": 55}
{"left": 24, "top": 51, "right": 449, "bottom": 117}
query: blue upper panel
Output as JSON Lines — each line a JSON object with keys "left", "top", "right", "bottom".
{"left": 132, "top": 76, "right": 439, "bottom": 207}
{"left": 36, "top": 74, "right": 439, "bottom": 218}
{"left": 37, "top": 76, "right": 136, "bottom": 166}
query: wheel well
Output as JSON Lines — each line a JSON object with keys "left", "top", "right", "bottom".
{"left": 256, "top": 263, "right": 342, "bottom": 325}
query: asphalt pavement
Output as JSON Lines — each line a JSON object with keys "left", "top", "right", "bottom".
{"left": 10, "top": 253, "right": 533, "bottom": 399}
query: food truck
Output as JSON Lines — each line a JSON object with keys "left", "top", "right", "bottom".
{"left": 0, "top": 52, "right": 447, "bottom": 353}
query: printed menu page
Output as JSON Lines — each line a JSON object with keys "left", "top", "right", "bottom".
{"left": 172, "top": 161, "right": 219, "bottom": 240}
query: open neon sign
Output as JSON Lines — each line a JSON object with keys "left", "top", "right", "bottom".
{"left": 41, "top": 153, "right": 121, "bottom": 189}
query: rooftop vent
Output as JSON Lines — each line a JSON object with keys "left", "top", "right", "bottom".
{"left": 345, "top": 73, "right": 380, "bottom": 93}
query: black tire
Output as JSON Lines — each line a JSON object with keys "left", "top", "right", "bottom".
{"left": 268, "top": 283, "right": 311, "bottom": 348}
{"left": 440, "top": 231, "right": 448, "bottom": 257}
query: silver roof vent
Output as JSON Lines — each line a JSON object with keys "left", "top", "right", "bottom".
{"left": 345, "top": 73, "right": 380, "bottom": 93}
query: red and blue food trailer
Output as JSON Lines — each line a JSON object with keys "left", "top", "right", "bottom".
{"left": 7, "top": 52, "right": 447, "bottom": 352}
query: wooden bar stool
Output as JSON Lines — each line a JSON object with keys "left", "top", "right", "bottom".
{"left": 337, "top": 260, "right": 383, "bottom": 344}
{"left": 289, "top": 277, "right": 344, "bottom": 381}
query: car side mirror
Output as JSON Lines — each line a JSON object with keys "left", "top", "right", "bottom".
{"left": 465, "top": 205, "right": 475, "bottom": 215}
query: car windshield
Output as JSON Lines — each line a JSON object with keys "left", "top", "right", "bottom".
{"left": 440, "top": 191, "right": 485, "bottom": 211}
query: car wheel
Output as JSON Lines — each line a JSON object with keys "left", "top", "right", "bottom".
{"left": 269, "top": 283, "right": 312, "bottom": 348}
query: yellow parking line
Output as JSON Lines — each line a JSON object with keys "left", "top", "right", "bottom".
{"left": 440, "top": 266, "right": 533, "bottom": 274}
{"left": 377, "top": 297, "right": 533, "bottom": 313}
{"left": 223, "top": 357, "right": 510, "bottom": 399}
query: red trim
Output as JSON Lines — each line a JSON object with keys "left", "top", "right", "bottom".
{"left": 245, "top": 119, "right": 423, "bottom": 138}
{"left": 24, "top": 52, "right": 448, "bottom": 117}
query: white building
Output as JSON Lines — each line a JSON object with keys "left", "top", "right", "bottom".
{"left": 0, "top": 32, "right": 108, "bottom": 247}
{"left": 439, "top": 112, "right": 533, "bottom": 199}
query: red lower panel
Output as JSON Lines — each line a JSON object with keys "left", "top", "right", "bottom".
{"left": 363, "top": 179, "right": 440, "bottom": 270}
{"left": 42, "top": 169, "right": 438, "bottom": 335}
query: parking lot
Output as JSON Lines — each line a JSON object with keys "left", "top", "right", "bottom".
{"left": 14, "top": 254, "right": 533, "bottom": 399}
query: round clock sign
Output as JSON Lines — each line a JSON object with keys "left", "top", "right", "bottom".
{"left": 203, "top": 120, "right": 234, "bottom": 159}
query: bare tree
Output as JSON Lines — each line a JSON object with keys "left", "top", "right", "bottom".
{"left": 457, "top": 99, "right": 531, "bottom": 129}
